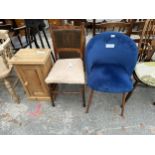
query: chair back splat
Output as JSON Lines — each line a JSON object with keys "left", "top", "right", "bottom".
{"left": 95, "top": 21, "right": 132, "bottom": 36}
{"left": 50, "top": 25, "right": 85, "bottom": 60}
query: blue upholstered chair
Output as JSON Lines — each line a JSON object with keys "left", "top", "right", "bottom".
{"left": 85, "top": 31, "right": 138, "bottom": 116}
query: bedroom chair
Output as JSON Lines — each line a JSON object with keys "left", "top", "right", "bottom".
{"left": 85, "top": 31, "right": 138, "bottom": 116}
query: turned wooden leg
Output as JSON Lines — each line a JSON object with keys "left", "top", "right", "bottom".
{"left": 82, "top": 85, "right": 86, "bottom": 107}
{"left": 4, "top": 78, "right": 20, "bottom": 104}
{"left": 85, "top": 89, "right": 94, "bottom": 113}
{"left": 121, "top": 93, "right": 127, "bottom": 117}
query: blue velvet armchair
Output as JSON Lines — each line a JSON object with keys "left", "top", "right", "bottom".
{"left": 85, "top": 32, "right": 138, "bottom": 116}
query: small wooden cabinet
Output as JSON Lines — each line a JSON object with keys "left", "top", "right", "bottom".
{"left": 9, "top": 49, "right": 52, "bottom": 100}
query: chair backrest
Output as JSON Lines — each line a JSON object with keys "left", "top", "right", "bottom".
{"left": 0, "top": 24, "right": 12, "bottom": 30}
{"left": 127, "top": 20, "right": 146, "bottom": 43}
{"left": 25, "top": 19, "right": 46, "bottom": 34}
{"left": 85, "top": 32, "right": 138, "bottom": 92}
{"left": 25, "top": 19, "right": 51, "bottom": 49}
{"left": 0, "top": 30, "right": 12, "bottom": 69}
{"left": 130, "top": 20, "right": 145, "bottom": 35}
{"left": 67, "top": 19, "right": 87, "bottom": 26}
{"left": 138, "top": 19, "right": 155, "bottom": 61}
{"left": 95, "top": 22, "right": 132, "bottom": 36}
{"left": 0, "top": 19, "right": 6, "bottom": 25}
{"left": 48, "top": 19, "right": 64, "bottom": 26}
{"left": 0, "top": 23, "right": 29, "bottom": 51}
{"left": 50, "top": 25, "right": 85, "bottom": 59}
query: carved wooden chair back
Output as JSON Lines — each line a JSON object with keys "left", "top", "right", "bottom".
{"left": 95, "top": 22, "right": 132, "bottom": 36}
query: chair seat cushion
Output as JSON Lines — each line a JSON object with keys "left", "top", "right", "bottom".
{"left": 45, "top": 58, "right": 85, "bottom": 84}
{"left": 0, "top": 57, "right": 12, "bottom": 79}
{"left": 88, "top": 64, "right": 133, "bottom": 93}
{"left": 135, "top": 62, "right": 155, "bottom": 86}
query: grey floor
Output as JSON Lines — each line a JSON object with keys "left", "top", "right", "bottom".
{"left": 0, "top": 29, "right": 155, "bottom": 135}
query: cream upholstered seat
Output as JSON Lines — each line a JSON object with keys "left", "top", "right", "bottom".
{"left": 135, "top": 62, "right": 155, "bottom": 86}
{"left": 45, "top": 58, "right": 85, "bottom": 84}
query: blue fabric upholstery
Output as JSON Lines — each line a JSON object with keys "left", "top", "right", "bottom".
{"left": 85, "top": 32, "right": 138, "bottom": 93}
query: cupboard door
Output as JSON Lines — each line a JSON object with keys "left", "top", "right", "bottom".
{"left": 17, "top": 65, "right": 49, "bottom": 98}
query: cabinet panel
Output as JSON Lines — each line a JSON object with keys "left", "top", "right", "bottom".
{"left": 10, "top": 49, "right": 52, "bottom": 101}
{"left": 16, "top": 65, "right": 50, "bottom": 98}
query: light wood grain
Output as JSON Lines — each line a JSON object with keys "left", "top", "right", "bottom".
{"left": 10, "top": 49, "right": 53, "bottom": 101}
{"left": 9, "top": 49, "right": 51, "bottom": 65}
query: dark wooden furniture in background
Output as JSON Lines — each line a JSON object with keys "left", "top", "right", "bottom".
{"left": 94, "top": 21, "right": 132, "bottom": 36}
{"left": 66, "top": 19, "right": 95, "bottom": 35}
{"left": 129, "top": 20, "right": 146, "bottom": 43}
{"left": 126, "top": 19, "right": 155, "bottom": 102}
{"left": 24, "top": 19, "right": 51, "bottom": 49}
{"left": 0, "top": 23, "right": 29, "bottom": 53}
{"left": 48, "top": 19, "right": 64, "bottom": 26}
{"left": 67, "top": 19, "right": 87, "bottom": 26}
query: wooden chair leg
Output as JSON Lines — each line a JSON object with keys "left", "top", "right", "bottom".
{"left": 85, "top": 89, "right": 94, "bottom": 113}
{"left": 48, "top": 84, "right": 55, "bottom": 107}
{"left": 4, "top": 78, "right": 20, "bottom": 104}
{"left": 82, "top": 85, "right": 86, "bottom": 107}
{"left": 125, "top": 81, "right": 138, "bottom": 102}
{"left": 121, "top": 93, "right": 127, "bottom": 117}
{"left": 51, "top": 95, "right": 55, "bottom": 107}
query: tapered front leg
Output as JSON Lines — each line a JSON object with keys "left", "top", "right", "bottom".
{"left": 121, "top": 93, "right": 127, "bottom": 117}
{"left": 48, "top": 84, "right": 55, "bottom": 107}
{"left": 85, "top": 89, "right": 94, "bottom": 113}
{"left": 82, "top": 85, "right": 86, "bottom": 107}
{"left": 125, "top": 81, "right": 138, "bottom": 102}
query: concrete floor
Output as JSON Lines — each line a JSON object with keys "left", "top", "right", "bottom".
{"left": 1, "top": 29, "right": 155, "bottom": 135}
